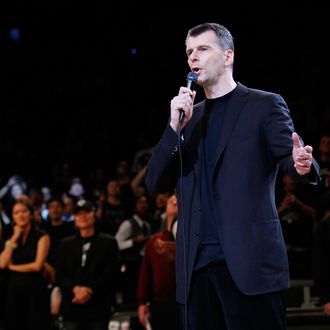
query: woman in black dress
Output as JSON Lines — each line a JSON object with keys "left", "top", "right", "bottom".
{"left": 0, "top": 199, "right": 51, "bottom": 330}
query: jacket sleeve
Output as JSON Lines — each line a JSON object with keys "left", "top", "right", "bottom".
{"left": 136, "top": 238, "right": 153, "bottom": 305}
{"left": 263, "top": 93, "right": 320, "bottom": 184}
{"left": 145, "top": 125, "right": 181, "bottom": 194}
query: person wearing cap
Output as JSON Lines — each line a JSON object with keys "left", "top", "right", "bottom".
{"left": 56, "top": 199, "right": 120, "bottom": 330}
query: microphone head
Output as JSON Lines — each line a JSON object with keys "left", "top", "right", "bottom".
{"left": 186, "top": 71, "right": 198, "bottom": 83}
{"left": 180, "top": 71, "right": 198, "bottom": 124}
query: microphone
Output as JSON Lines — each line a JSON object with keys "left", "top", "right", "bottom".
{"left": 179, "top": 71, "right": 199, "bottom": 124}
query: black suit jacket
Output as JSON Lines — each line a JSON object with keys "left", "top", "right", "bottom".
{"left": 56, "top": 231, "right": 120, "bottom": 322}
{"left": 146, "top": 82, "right": 320, "bottom": 303}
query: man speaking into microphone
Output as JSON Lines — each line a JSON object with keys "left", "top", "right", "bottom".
{"left": 145, "top": 22, "right": 320, "bottom": 330}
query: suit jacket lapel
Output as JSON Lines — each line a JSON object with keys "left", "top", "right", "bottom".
{"left": 184, "top": 83, "right": 248, "bottom": 178}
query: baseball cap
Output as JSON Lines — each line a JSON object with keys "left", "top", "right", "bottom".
{"left": 73, "top": 199, "right": 95, "bottom": 214}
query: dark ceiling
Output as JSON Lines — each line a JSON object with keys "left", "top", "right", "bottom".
{"left": 0, "top": 6, "right": 329, "bottom": 183}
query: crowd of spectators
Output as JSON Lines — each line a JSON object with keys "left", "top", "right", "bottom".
{"left": 0, "top": 133, "right": 328, "bottom": 329}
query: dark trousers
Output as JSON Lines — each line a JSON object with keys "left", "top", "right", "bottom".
{"left": 150, "top": 301, "right": 180, "bottom": 330}
{"left": 64, "top": 320, "right": 108, "bottom": 330}
{"left": 120, "top": 260, "right": 141, "bottom": 306}
{"left": 179, "top": 262, "right": 287, "bottom": 330}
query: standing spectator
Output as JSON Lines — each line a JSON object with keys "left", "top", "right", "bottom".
{"left": 0, "top": 175, "right": 28, "bottom": 216}
{"left": 97, "top": 179, "right": 131, "bottom": 236}
{"left": 56, "top": 199, "right": 120, "bottom": 330}
{"left": 149, "top": 192, "right": 171, "bottom": 233}
{"left": 137, "top": 194, "right": 179, "bottom": 330}
{"left": 40, "top": 197, "right": 76, "bottom": 275}
{"left": 115, "top": 195, "right": 151, "bottom": 306}
{"left": 39, "top": 197, "right": 76, "bottom": 324}
{"left": 0, "top": 199, "right": 51, "bottom": 330}
{"left": 62, "top": 194, "right": 76, "bottom": 222}
{"left": 0, "top": 201, "right": 12, "bottom": 240}
{"left": 29, "top": 186, "right": 47, "bottom": 225}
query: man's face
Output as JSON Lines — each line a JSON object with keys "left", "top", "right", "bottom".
{"left": 48, "top": 201, "right": 63, "bottom": 220}
{"left": 319, "top": 136, "right": 330, "bottom": 155}
{"left": 186, "top": 30, "right": 233, "bottom": 87}
{"left": 74, "top": 210, "right": 95, "bottom": 230}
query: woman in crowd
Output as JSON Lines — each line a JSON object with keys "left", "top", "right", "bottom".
{"left": 0, "top": 199, "right": 51, "bottom": 330}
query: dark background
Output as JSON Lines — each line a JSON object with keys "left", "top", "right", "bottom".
{"left": 0, "top": 5, "right": 329, "bottom": 185}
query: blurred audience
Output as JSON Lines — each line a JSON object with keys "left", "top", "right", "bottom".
{"left": 277, "top": 173, "right": 317, "bottom": 278}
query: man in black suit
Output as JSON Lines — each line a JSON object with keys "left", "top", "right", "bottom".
{"left": 145, "top": 22, "right": 320, "bottom": 330}
{"left": 56, "top": 199, "right": 120, "bottom": 330}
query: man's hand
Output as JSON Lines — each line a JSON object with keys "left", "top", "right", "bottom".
{"left": 292, "top": 132, "right": 313, "bottom": 176}
{"left": 324, "top": 302, "right": 330, "bottom": 316}
{"left": 72, "top": 285, "right": 93, "bottom": 304}
{"left": 138, "top": 304, "right": 151, "bottom": 329}
{"left": 43, "top": 262, "right": 56, "bottom": 285}
{"left": 133, "top": 235, "right": 148, "bottom": 246}
{"left": 170, "top": 87, "right": 196, "bottom": 132}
